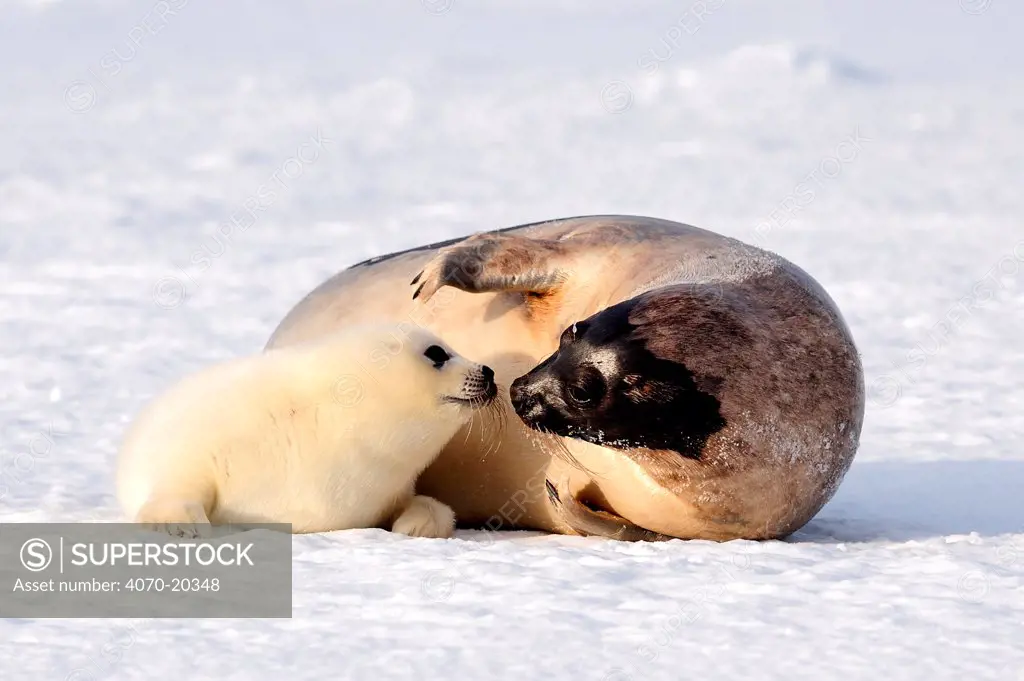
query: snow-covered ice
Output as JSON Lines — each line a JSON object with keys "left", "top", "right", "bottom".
{"left": 1, "top": 1, "right": 1022, "bottom": 679}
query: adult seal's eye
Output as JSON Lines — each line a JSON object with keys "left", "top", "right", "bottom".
{"left": 567, "top": 384, "right": 593, "bottom": 404}
{"left": 423, "top": 345, "right": 451, "bottom": 368}
{"left": 566, "top": 376, "right": 604, "bottom": 406}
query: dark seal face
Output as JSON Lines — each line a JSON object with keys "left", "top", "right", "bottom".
{"left": 509, "top": 285, "right": 732, "bottom": 459}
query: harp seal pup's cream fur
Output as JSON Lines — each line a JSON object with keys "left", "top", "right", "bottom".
{"left": 115, "top": 324, "right": 497, "bottom": 538}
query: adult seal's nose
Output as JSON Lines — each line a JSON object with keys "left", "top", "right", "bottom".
{"left": 509, "top": 376, "right": 544, "bottom": 421}
{"left": 481, "top": 365, "right": 495, "bottom": 384}
{"left": 509, "top": 375, "right": 528, "bottom": 404}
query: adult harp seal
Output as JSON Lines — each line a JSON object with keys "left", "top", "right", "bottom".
{"left": 267, "top": 215, "right": 864, "bottom": 540}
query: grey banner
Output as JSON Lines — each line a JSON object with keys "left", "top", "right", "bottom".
{"left": 0, "top": 523, "right": 292, "bottom": 618}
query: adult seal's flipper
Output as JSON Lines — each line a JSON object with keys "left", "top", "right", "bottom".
{"left": 411, "top": 231, "right": 571, "bottom": 303}
{"left": 545, "top": 479, "right": 676, "bottom": 542}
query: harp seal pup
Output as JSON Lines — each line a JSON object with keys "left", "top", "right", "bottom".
{"left": 265, "top": 215, "right": 865, "bottom": 541}
{"left": 116, "top": 324, "right": 498, "bottom": 538}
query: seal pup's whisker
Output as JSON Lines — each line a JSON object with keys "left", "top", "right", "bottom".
{"left": 487, "top": 391, "right": 508, "bottom": 436}
{"left": 464, "top": 405, "right": 475, "bottom": 442}
{"left": 479, "top": 397, "right": 507, "bottom": 461}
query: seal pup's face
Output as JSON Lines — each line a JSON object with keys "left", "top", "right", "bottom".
{"left": 509, "top": 287, "right": 729, "bottom": 459}
{"left": 364, "top": 326, "right": 498, "bottom": 418}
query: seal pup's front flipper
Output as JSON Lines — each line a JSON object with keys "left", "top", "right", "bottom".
{"left": 133, "top": 492, "right": 214, "bottom": 539}
{"left": 390, "top": 494, "right": 457, "bottom": 539}
{"left": 544, "top": 479, "right": 676, "bottom": 542}
{"left": 411, "top": 231, "right": 572, "bottom": 303}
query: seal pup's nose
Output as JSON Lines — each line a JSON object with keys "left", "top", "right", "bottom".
{"left": 479, "top": 364, "right": 497, "bottom": 401}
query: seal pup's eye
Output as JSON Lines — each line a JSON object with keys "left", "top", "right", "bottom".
{"left": 423, "top": 345, "right": 451, "bottom": 369}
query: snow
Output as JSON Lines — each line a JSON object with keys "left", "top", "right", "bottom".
{"left": 1, "top": 1, "right": 1023, "bottom": 679}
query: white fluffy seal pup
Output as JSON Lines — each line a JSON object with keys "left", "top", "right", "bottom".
{"left": 116, "top": 324, "right": 498, "bottom": 538}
